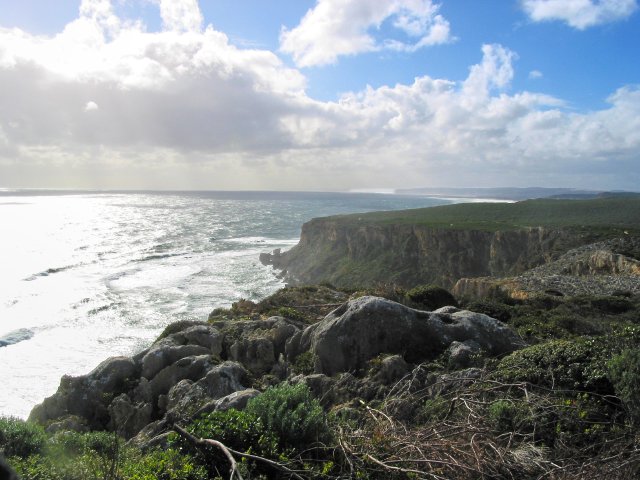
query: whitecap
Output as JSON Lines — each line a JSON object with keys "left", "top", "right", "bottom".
{"left": 0, "top": 328, "right": 34, "bottom": 347}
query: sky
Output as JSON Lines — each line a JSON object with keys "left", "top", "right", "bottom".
{"left": 0, "top": 0, "right": 638, "bottom": 191}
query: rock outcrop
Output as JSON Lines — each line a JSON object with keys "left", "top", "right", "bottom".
{"left": 453, "top": 237, "right": 640, "bottom": 299}
{"left": 286, "top": 296, "right": 525, "bottom": 375}
{"left": 30, "top": 296, "right": 523, "bottom": 443}
{"left": 29, "top": 318, "right": 301, "bottom": 439}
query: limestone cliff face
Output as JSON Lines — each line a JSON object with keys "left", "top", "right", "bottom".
{"left": 262, "top": 218, "right": 587, "bottom": 288}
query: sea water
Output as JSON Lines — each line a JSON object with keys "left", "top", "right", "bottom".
{"left": 0, "top": 190, "right": 451, "bottom": 418}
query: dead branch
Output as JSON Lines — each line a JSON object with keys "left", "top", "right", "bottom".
{"left": 364, "top": 453, "right": 442, "bottom": 479}
{"left": 173, "top": 424, "right": 305, "bottom": 480}
{"left": 173, "top": 424, "right": 243, "bottom": 480}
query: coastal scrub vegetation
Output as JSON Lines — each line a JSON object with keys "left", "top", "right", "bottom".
{"left": 3, "top": 284, "right": 640, "bottom": 478}
{"left": 330, "top": 196, "right": 640, "bottom": 235}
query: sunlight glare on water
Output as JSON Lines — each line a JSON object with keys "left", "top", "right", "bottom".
{"left": 0, "top": 191, "right": 451, "bottom": 418}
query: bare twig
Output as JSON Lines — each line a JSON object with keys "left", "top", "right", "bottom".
{"left": 364, "top": 453, "right": 441, "bottom": 479}
{"left": 173, "top": 424, "right": 306, "bottom": 480}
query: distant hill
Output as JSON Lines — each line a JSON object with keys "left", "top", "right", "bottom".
{"left": 396, "top": 186, "right": 638, "bottom": 201}
{"left": 332, "top": 196, "right": 640, "bottom": 234}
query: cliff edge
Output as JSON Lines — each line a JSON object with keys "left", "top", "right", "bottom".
{"left": 261, "top": 196, "right": 640, "bottom": 288}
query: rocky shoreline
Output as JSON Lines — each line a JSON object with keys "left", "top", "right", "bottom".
{"left": 29, "top": 295, "right": 525, "bottom": 448}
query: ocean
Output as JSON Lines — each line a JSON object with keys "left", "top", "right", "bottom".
{"left": 0, "top": 190, "right": 453, "bottom": 418}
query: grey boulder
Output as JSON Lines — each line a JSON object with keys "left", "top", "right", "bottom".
{"left": 290, "top": 296, "right": 524, "bottom": 375}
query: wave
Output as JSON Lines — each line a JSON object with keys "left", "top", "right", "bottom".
{"left": 0, "top": 328, "right": 34, "bottom": 348}
{"left": 138, "top": 252, "right": 186, "bottom": 262}
{"left": 226, "top": 236, "right": 299, "bottom": 246}
{"left": 88, "top": 304, "right": 115, "bottom": 316}
{"left": 23, "top": 264, "right": 77, "bottom": 281}
{"left": 109, "top": 203, "right": 187, "bottom": 210}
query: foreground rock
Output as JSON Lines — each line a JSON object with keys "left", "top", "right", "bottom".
{"left": 287, "top": 296, "right": 525, "bottom": 375}
{"left": 30, "top": 295, "right": 524, "bottom": 441}
{"left": 30, "top": 319, "right": 300, "bottom": 439}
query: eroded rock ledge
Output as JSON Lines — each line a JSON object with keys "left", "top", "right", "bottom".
{"left": 453, "top": 237, "right": 640, "bottom": 299}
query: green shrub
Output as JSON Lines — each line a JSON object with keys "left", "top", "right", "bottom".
{"left": 495, "top": 339, "right": 612, "bottom": 393}
{"left": 291, "top": 351, "right": 315, "bottom": 375}
{"left": 0, "top": 417, "right": 46, "bottom": 458}
{"left": 47, "top": 430, "right": 117, "bottom": 458}
{"left": 463, "top": 299, "right": 512, "bottom": 322}
{"left": 524, "top": 294, "right": 563, "bottom": 311}
{"left": 268, "top": 306, "right": 306, "bottom": 322}
{"left": 120, "top": 448, "right": 208, "bottom": 480}
{"left": 246, "top": 383, "right": 328, "bottom": 448}
{"left": 350, "top": 283, "right": 407, "bottom": 303}
{"left": 488, "top": 400, "right": 531, "bottom": 434}
{"left": 11, "top": 451, "right": 114, "bottom": 480}
{"left": 230, "top": 298, "right": 257, "bottom": 315}
{"left": 608, "top": 348, "right": 640, "bottom": 423}
{"left": 186, "top": 409, "right": 278, "bottom": 458}
{"left": 405, "top": 285, "right": 457, "bottom": 310}
{"left": 589, "top": 296, "right": 633, "bottom": 314}
{"left": 419, "top": 397, "right": 452, "bottom": 422}
{"left": 548, "top": 312, "right": 603, "bottom": 336}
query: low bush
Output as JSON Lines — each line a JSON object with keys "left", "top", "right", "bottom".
{"left": 589, "top": 296, "right": 634, "bottom": 314}
{"left": 267, "top": 306, "right": 306, "bottom": 322}
{"left": 608, "top": 348, "right": 640, "bottom": 424}
{"left": 245, "top": 383, "right": 328, "bottom": 448}
{"left": 495, "top": 339, "right": 612, "bottom": 393}
{"left": 488, "top": 399, "right": 530, "bottom": 434}
{"left": 405, "top": 284, "right": 457, "bottom": 310}
{"left": 186, "top": 409, "right": 278, "bottom": 458}
{"left": 349, "top": 283, "right": 407, "bottom": 303}
{"left": 291, "top": 351, "right": 315, "bottom": 375}
{"left": 119, "top": 448, "right": 208, "bottom": 480}
{"left": 463, "top": 299, "right": 512, "bottom": 322}
{"left": 48, "top": 430, "right": 116, "bottom": 458}
{"left": 0, "top": 417, "right": 46, "bottom": 458}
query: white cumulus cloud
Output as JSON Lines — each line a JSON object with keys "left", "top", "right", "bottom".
{"left": 521, "top": 0, "right": 638, "bottom": 29}
{"left": 159, "top": 0, "right": 203, "bottom": 33}
{"left": 0, "top": 1, "right": 638, "bottom": 190}
{"left": 279, "top": 0, "right": 452, "bottom": 67}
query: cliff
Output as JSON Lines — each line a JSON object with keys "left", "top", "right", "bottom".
{"left": 263, "top": 223, "right": 583, "bottom": 288}
{"left": 261, "top": 197, "right": 640, "bottom": 289}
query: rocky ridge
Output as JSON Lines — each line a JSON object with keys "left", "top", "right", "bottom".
{"left": 453, "top": 237, "right": 640, "bottom": 299}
